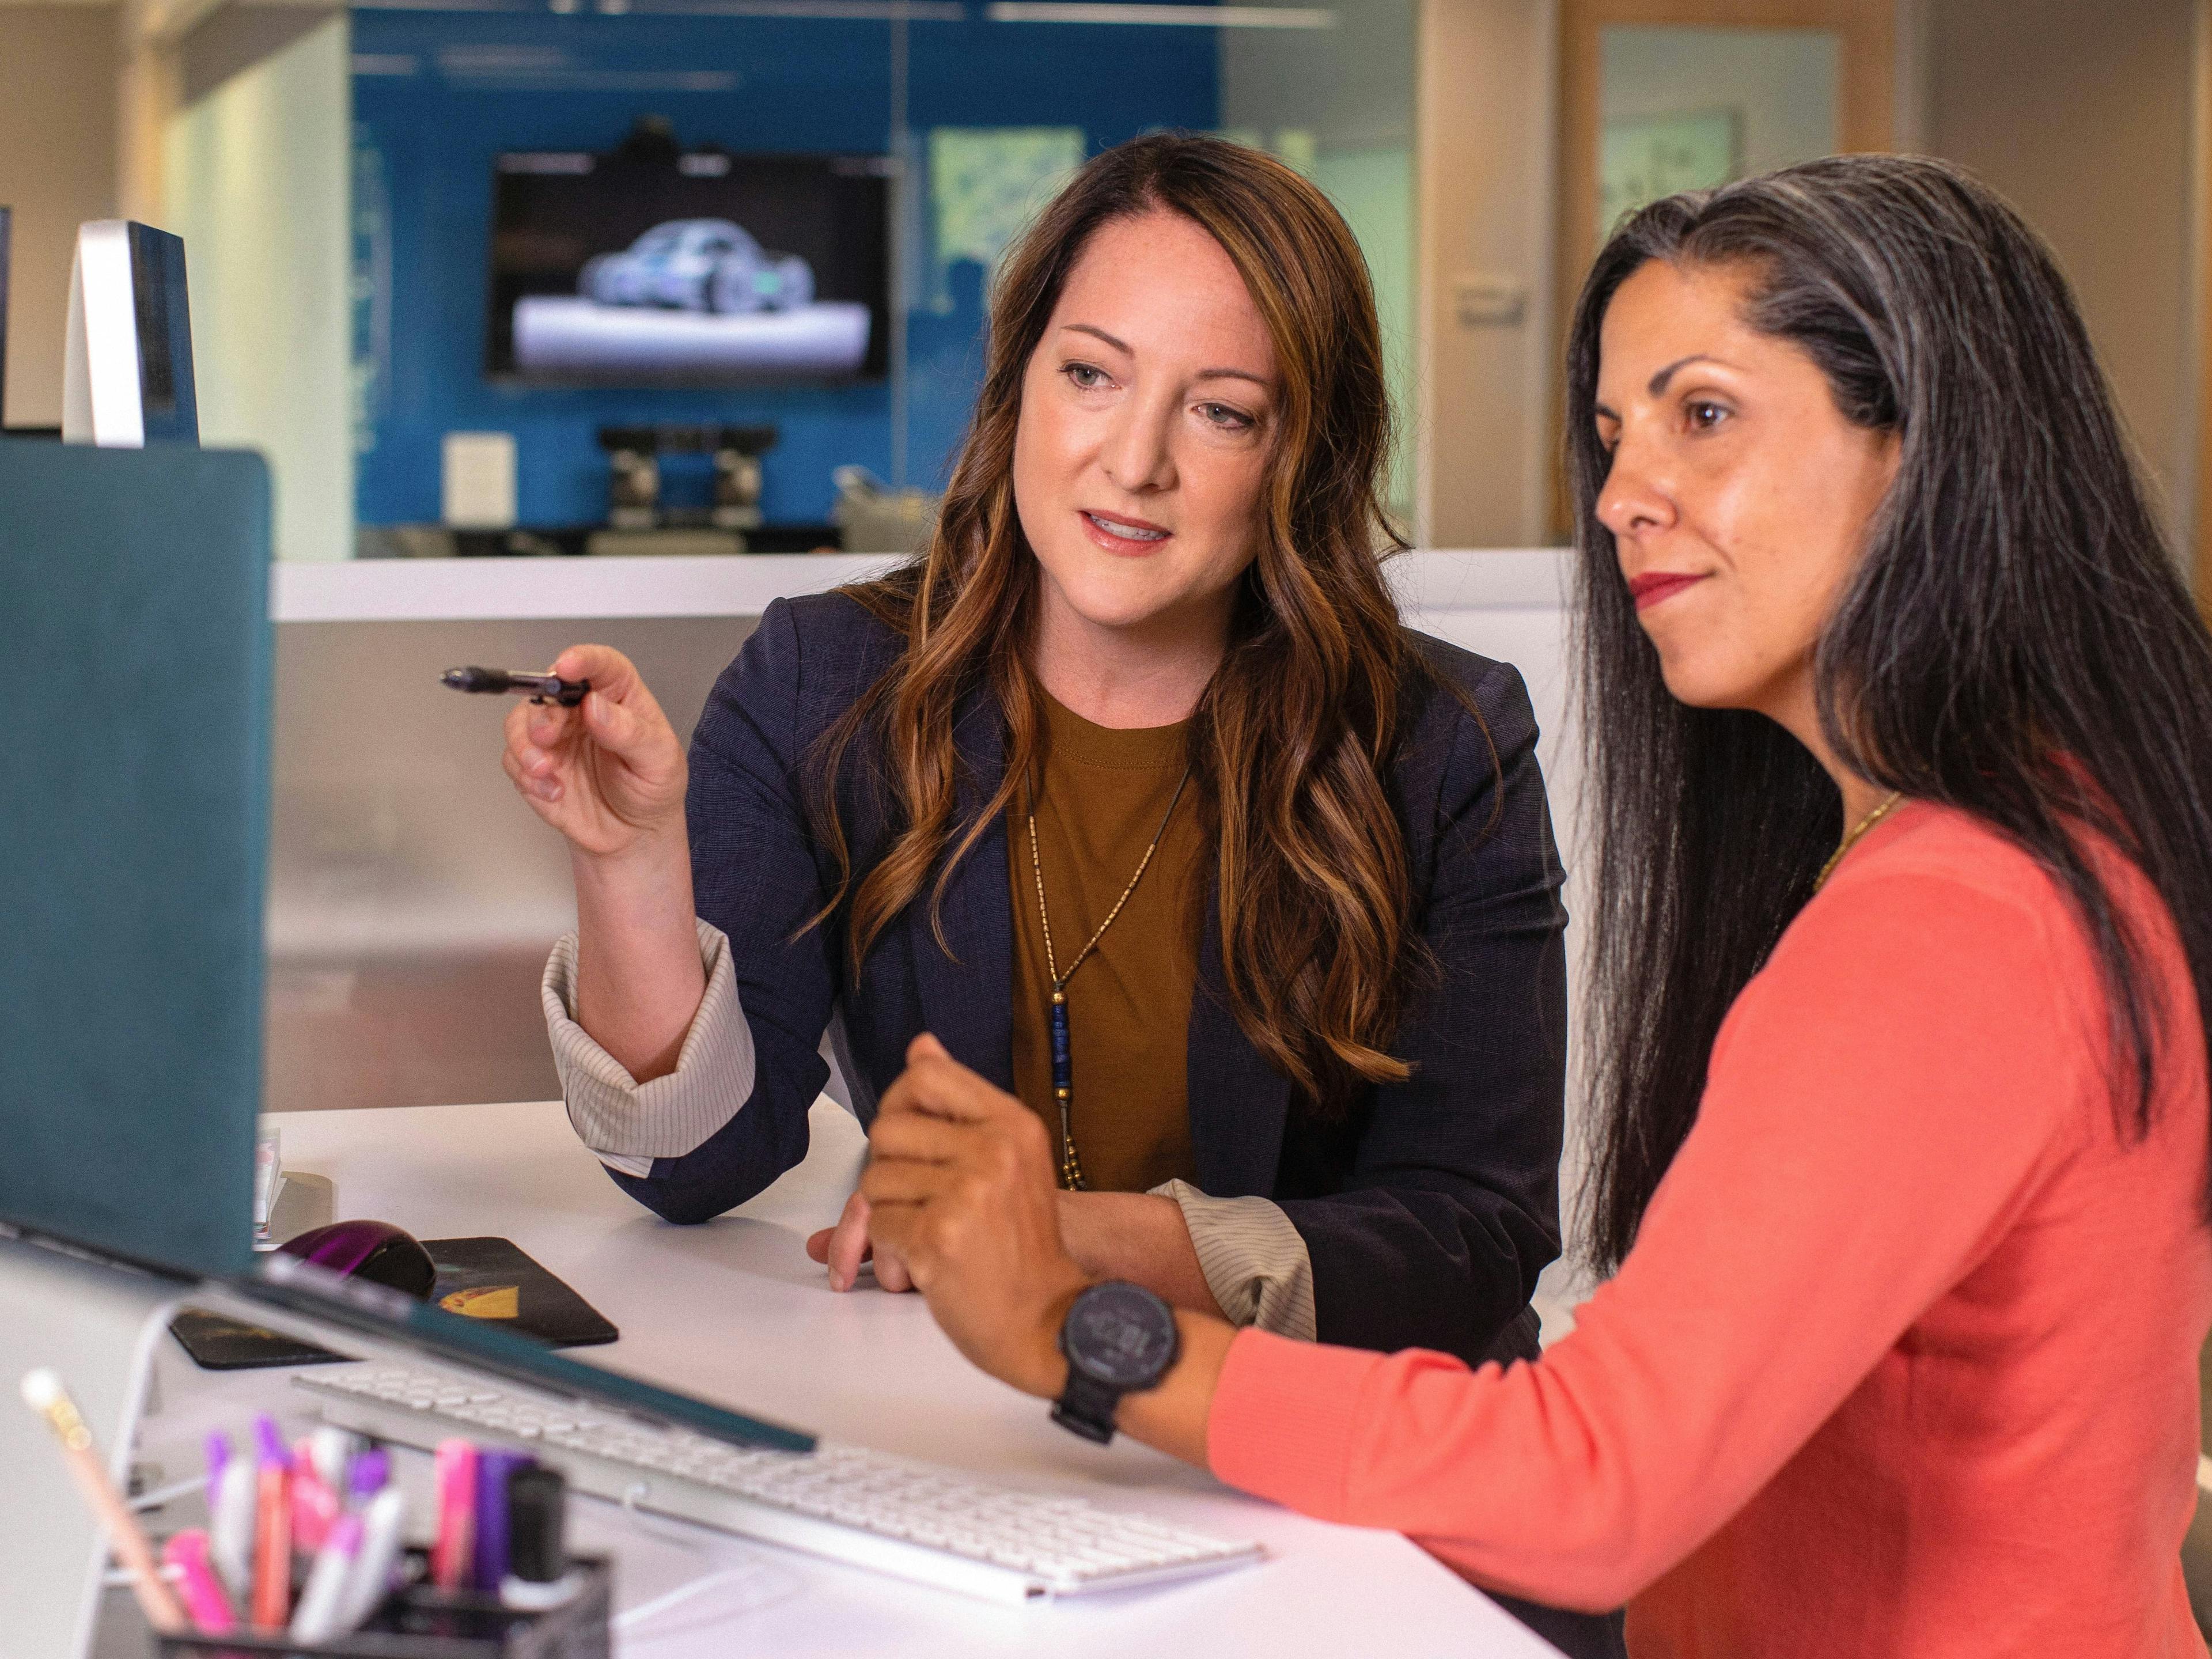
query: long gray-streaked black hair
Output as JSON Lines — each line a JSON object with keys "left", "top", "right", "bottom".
{"left": 1569, "top": 154, "right": 2212, "bottom": 1270}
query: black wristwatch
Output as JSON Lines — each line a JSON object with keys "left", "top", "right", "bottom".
{"left": 1051, "top": 1281, "right": 1180, "bottom": 1445}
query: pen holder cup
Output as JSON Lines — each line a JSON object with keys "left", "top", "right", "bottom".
{"left": 154, "top": 1549, "right": 611, "bottom": 1659}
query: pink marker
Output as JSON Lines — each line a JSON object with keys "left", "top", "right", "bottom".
{"left": 164, "top": 1529, "right": 237, "bottom": 1634}
{"left": 290, "top": 1452, "right": 339, "bottom": 1556}
{"left": 430, "top": 1440, "right": 478, "bottom": 1591}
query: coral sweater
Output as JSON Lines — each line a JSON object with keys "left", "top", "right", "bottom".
{"left": 1207, "top": 803, "right": 2211, "bottom": 1656}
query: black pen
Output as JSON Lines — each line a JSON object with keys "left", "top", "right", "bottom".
{"left": 441, "top": 666, "right": 590, "bottom": 706}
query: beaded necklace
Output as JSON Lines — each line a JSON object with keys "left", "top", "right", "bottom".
{"left": 1024, "top": 767, "right": 1193, "bottom": 1190}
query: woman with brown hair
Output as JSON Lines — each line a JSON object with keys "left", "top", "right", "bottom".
{"left": 502, "top": 135, "right": 1585, "bottom": 1640}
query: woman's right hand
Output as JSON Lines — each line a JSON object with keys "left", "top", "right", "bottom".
{"left": 502, "top": 644, "right": 687, "bottom": 860}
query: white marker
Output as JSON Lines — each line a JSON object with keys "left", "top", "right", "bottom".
{"left": 337, "top": 1487, "right": 408, "bottom": 1633}
{"left": 209, "top": 1456, "right": 258, "bottom": 1601}
{"left": 290, "top": 1512, "right": 366, "bottom": 1642}
{"left": 308, "top": 1426, "right": 361, "bottom": 1497}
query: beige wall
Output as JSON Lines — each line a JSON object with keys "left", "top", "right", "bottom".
{"left": 0, "top": 2, "right": 119, "bottom": 427}
{"left": 1414, "top": 0, "right": 2203, "bottom": 552}
{"left": 1926, "top": 0, "right": 2199, "bottom": 541}
{"left": 166, "top": 7, "right": 352, "bottom": 560}
{"left": 1416, "top": 0, "right": 1558, "bottom": 547}
{"left": 1220, "top": 0, "right": 1419, "bottom": 524}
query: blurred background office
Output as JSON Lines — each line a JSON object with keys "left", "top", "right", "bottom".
{"left": 3, "top": 0, "right": 2207, "bottom": 558}
{"left": 2, "top": 0, "right": 2208, "bottom": 1623}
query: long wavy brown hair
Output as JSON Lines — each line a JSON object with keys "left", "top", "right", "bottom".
{"left": 809, "top": 132, "right": 1454, "bottom": 1113}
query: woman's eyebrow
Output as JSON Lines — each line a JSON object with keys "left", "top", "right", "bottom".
{"left": 1648, "top": 353, "right": 1736, "bottom": 396}
{"left": 1194, "top": 366, "right": 1271, "bottom": 389}
{"left": 1062, "top": 323, "right": 1270, "bottom": 389}
{"left": 1062, "top": 323, "right": 1132, "bottom": 354}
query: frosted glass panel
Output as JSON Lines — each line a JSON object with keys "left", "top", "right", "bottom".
{"left": 1597, "top": 24, "right": 1840, "bottom": 238}
{"left": 340, "top": 0, "right": 1419, "bottom": 538}
{"left": 1219, "top": 0, "right": 1416, "bottom": 521}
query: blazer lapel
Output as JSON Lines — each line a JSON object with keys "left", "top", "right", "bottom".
{"left": 1185, "top": 897, "right": 1290, "bottom": 1196}
{"left": 910, "top": 689, "right": 1016, "bottom": 1091}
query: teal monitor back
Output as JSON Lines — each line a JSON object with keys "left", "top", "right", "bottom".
{"left": 0, "top": 442, "right": 270, "bottom": 1278}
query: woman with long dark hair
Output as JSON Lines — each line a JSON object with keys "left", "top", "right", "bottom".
{"left": 857, "top": 154, "right": 2212, "bottom": 1653}
{"left": 501, "top": 134, "right": 1584, "bottom": 1623}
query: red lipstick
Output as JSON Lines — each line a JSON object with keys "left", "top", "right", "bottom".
{"left": 1628, "top": 571, "right": 1707, "bottom": 611}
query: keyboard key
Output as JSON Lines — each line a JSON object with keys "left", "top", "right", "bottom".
{"left": 291, "top": 1363, "right": 1262, "bottom": 1602}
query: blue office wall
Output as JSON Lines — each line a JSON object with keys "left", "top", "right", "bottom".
{"left": 351, "top": 10, "right": 1221, "bottom": 529}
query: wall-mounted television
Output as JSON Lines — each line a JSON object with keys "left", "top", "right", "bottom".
{"left": 487, "top": 147, "right": 893, "bottom": 386}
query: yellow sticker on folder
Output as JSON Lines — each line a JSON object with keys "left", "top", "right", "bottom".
{"left": 441, "top": 1284, "right": 520, "bottom": 1320}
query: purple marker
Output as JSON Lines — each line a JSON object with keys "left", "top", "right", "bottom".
{"left": 473, "top": 1452, "right": 533, "bottom": 1590}
{"left": 351, "top": 1448, "right": 389, "bottom": 1503}
{"left": 254, "top": 1414, "right": 291, "bottom": 1472}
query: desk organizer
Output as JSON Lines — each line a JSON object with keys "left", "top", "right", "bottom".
{"left": 154, "top": 1549, "right": 610, "bottom": 1659}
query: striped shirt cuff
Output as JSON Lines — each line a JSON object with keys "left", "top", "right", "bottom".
{"left": 1152, "top": 1180, "right": 1318, "bottom": 1341}
{"left": 542, "top": 919, "right": 755, "bottom": 1171}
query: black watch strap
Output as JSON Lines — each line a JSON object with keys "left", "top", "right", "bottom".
{"left": 1051, "top": 1281, "right": 1179, "bottom": 1446}
{"left": 1050, "top": 1363, "right": 1124, "bottom": 1445}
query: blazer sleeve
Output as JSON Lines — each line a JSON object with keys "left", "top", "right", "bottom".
{"left": 543, "top": 919, "right": 757, "bottom": 1166}
{"left": 1273, "top": 660, "right": 1567, "bottom": 1363}
{"left": 600, "top": 596, "right": 847, "bottom": 1224}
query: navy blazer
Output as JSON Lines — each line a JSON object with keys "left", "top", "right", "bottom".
{"left": 608, "top": 589, "right": 1569, "bottom": 1367}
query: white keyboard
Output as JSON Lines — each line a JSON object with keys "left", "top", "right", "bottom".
{"left": 294, "top": 1363, "right": 1263, "bottom": 1605}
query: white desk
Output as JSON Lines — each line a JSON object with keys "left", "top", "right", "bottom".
{"left": 135, "top": 1097, "right": 1556, "bottom": 1657}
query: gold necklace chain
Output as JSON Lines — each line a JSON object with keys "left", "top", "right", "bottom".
{"left": 1814, "top": 790, "right": 1905, "bottom": 892}
{"left": 1026, "top": 766, "right": 1192, "bottom": 1190}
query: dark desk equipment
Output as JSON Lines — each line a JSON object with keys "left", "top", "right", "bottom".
{"left": 457, "top": 520, "right": 837, "bottom": 556}
{"left": 155, "top": 1549, "right": 612, "bottom": 1659}
{"left": 281, "top": 1220, "right": 439, "bottom": 1298}
{"left": 357, "top": 519, "right": 839, "bottom": 558}
{"left": 0, "top": 206, "right": 65, "bottom": 442}
{"left": 598, "top": 421, "right": 779, "bottom": 531}
{"left": 178, "top": 1234, "right": 620, "bottom": 1370}
{"left": 0, "top": 440, "right": 811, "bottom": 1658}
{"left": 61, "top": 221, "right": 199, "bottom": 446}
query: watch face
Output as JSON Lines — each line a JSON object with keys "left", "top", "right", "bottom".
{"left": 1066, "top": 1282, "right": 1177, "bottom": 1389}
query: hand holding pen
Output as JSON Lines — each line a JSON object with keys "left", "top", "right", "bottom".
{"left": 487, "top": 645, "right": 690, "bottom": 861}
{"left": 441, "top": 666, "right": 589, "bottom": 706}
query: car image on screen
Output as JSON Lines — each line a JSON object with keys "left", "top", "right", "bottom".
{"left": 577, "top": 219, "right": 816, "bottom": 315}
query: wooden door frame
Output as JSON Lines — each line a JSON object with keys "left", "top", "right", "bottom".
{"left": 2196, "top": 0, "right": 2212, "bottom": 620}
{"left": 1549, "top": 0, "right": 1896, "bottom": 533}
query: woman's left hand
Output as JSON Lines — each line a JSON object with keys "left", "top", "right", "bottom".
{"left": 861, "top": 1034, "right": 1092, "bottom": 1399}
{"left": 804, "top": 1188, "right": 915, "bottom": 1293}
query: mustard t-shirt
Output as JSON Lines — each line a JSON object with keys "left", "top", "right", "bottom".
{"left": 1007, "top": 693, "right": 1205, "bottom": 1192}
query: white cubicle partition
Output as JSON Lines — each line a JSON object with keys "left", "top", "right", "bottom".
{"left": 265, "top": 547, "right": 1594, "bottom": 1327}
{"left": 267, "top": 548, "right": 1584, "bottom": 972}
{"left": 272, "top": 547, "right": 1568, "bottom": 622}
{"left": 270, "top": 547, "right": 1581, "bottom": 841}
{"left": 266, "top": 551, "right": 1587, "bottom": 1290}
